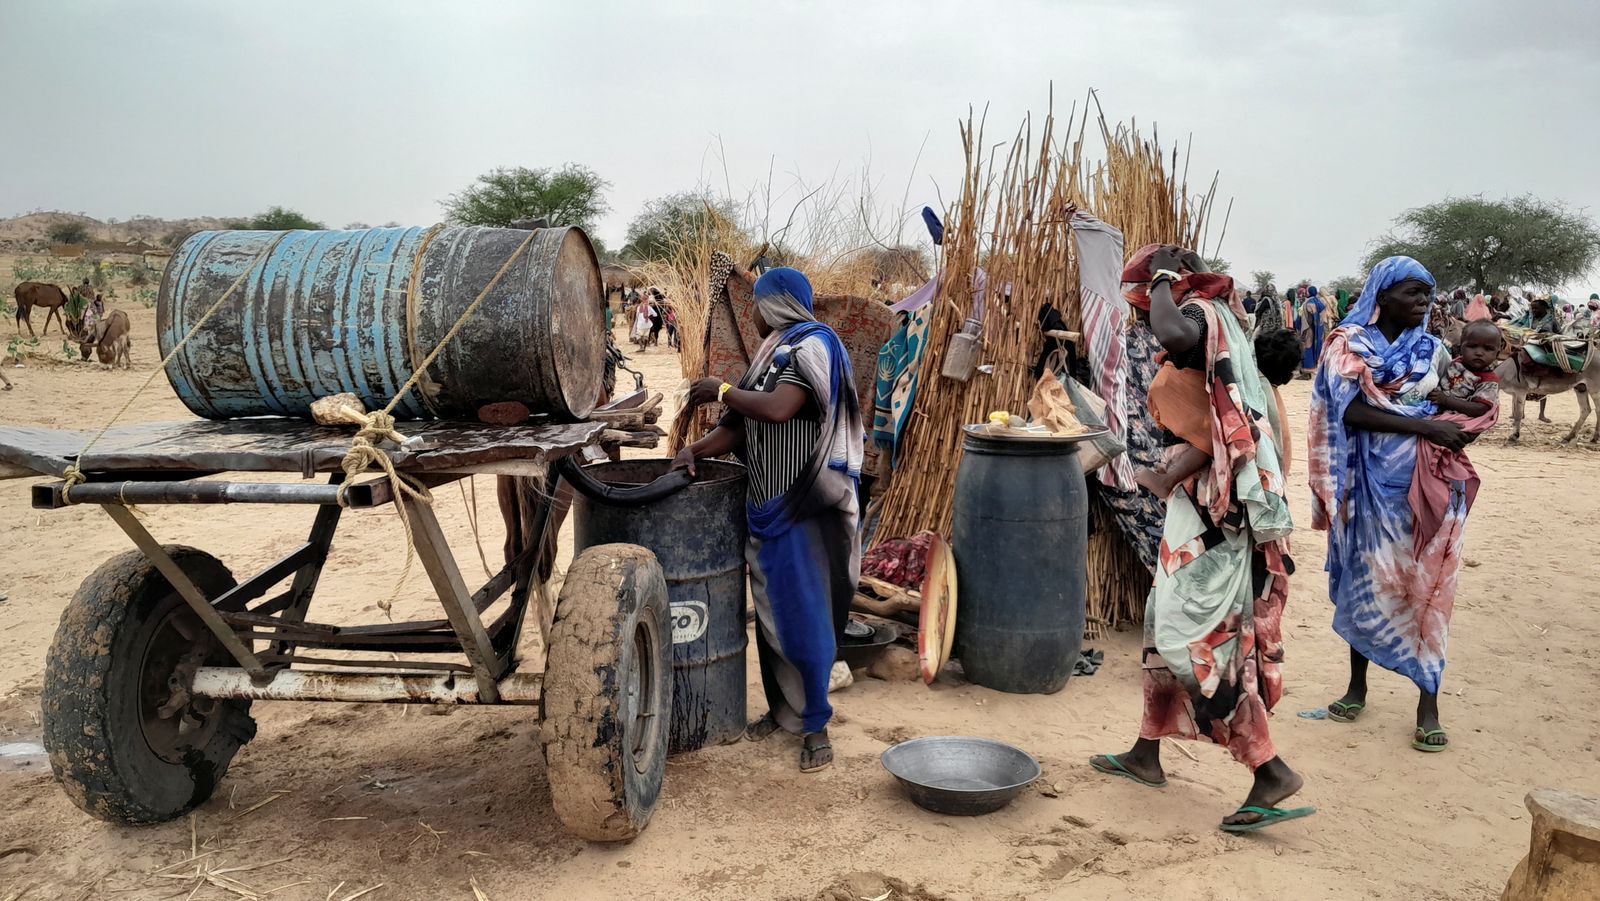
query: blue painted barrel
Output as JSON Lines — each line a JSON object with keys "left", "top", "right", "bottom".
{"left": 573, "top": 459, "right": 748, "bottom": 755}
{"left": 951, "top": 429, "right": 1089, "bottom": 694}
{"left": 157, "top": 225, "right": 605, "bottom": 420}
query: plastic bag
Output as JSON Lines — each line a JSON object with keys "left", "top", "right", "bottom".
{"left": 1026, "top": 372, "right": 1088, "bottom": 436}
{"left": 1060, "top": 376, "right": 1125, "bottom": 472}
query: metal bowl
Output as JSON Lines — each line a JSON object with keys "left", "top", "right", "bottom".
{"left": 836, "top": 619, "right": 897, "bottom": 669}
{"left": 880, "top": 736, "right": 1040, "bottom": 816}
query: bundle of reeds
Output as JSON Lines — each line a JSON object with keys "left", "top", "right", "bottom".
{"left": 872, "top": 104, "right": 1082, "bottom": 543}
{"left": 871, "top": 96, "right": 1219, "bottom": 638}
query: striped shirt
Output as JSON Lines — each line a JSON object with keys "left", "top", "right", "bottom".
{"left": 744, "top": 351, "right": 822, "bottom": 505}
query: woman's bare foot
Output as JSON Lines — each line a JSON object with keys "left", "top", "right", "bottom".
{"left": 1221, "top": 758, "right": 1304, "bottom": 827}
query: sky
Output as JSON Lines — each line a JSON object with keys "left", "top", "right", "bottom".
{"left": 3, "top": 0, "right": 1597, "bottom": 292}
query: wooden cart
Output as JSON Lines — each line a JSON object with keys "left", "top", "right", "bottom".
{"left": 1, "top": 415, "right": 675, "bottom": 842}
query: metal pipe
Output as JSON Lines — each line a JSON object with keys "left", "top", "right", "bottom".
{"left": 33, "top": 479, "right": 392, "bottom": 509}
{"left": 402, "top": 500, "right": 503, "bottom": 702}
{"left": 104, "top": 505, "right": 268, "bottom": 678}
{"left": 191, "top": 667, "right": 543, "bottom": 705}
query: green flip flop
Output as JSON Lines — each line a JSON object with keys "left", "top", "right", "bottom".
{"left": 1326, "top": 700, "right": 1365, "bottom": 723}
{"left": 1412, "top": 728, "right": 1449, "bottom": 752}
{"left": 1219, "top": 805, "right": 1317, "bottom": 833}
{"left": 1089, "top": 753, "right": 1167, "bottom": 788}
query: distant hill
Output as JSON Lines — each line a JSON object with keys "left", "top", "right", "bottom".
{"left": 0, "top": 211, "right": 234, "bottom": 247}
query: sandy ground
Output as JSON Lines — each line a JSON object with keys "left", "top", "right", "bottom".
{"left": 1, "top": 299, "right": 1598, "bottom": 901}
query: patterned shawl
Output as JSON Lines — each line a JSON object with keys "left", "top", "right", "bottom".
{"left": 1308, "top": 256, "right": 1441, "bottom": 530}
{"left": 1175, "top": 296, "right": 1293, "bottom": 544}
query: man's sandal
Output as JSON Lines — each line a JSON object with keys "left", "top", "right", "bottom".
{"left": 800, "top": 742, "right": 833, "bottom": 773}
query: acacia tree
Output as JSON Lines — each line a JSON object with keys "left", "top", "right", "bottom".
{"left": 442, "top": 164, "right": 609, "bottom": 231}
{"left": 622, "top": 192, "right": 739, "bottom": 261}
{"left": 226, "top": 207, "right": 325, "bottom": 230}
{"left": 1365, "top": 195, "right": 1600, "bottom": 293}
{"left": 46, "top": 221, "right": 90, "bottom": 244}
{"left": 1250, "top": 270, "right": 1276, "bottom": 293}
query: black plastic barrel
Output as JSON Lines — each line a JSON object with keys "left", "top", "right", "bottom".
{"left": 158, "top": 225, "right": 605, "bottom": 420}
{"left": 950, "top": 429, "right": 1088, "bottom": 694}
{"left": 573, "top": 459, "right": 748, "bottom": 755}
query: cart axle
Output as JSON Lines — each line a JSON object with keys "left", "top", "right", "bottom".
{"left": 32, "top": 478, "right": 397, "bottom": 509}
{"left": 190, "top": 667, "right": 544, "bottom": 706}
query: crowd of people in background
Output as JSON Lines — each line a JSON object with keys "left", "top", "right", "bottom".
{"left": 614, "top": 286, "right": 679, "bottom": 351}
{"left": 1235, "top": 280, "right": 1598, "bottom": 380}
{"left": 1238, "top": 283, "right": 1344, "bottom": 378}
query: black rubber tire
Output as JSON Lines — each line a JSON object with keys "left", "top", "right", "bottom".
{"left": 43, "top": 547, "right": 257, "bottom": 825}
{"left": 541, "top": 543, "right": 672, "bottom": 842}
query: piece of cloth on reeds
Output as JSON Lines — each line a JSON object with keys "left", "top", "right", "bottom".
{"left": 872, "top": 301, "right": 933, "bottom": 463}
{"left": 1071, "top": 213, "right": 1136, "bottom": 491}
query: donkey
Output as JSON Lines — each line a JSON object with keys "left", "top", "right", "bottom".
{"left": 1495, "top": 341, "right": 1600, "bottom": 444}
{"left": 1436, "top": 314, "right": 1463, "bottom": 349}
{"left": 79, "top": 309, "right": 132, "bottom": 369}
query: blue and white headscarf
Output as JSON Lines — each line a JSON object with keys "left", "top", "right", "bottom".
{"left": 1338, "top": 255, "right": 1437, "bottom": 330}
{"left": 740, "top": 268, "right": 864, "bottom": 538}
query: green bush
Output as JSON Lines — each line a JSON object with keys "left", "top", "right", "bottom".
{"left": 247, "top": 207, "right": 325, "bottom": 230}
{"left": 13, "top": 256, "right": 94, "bottom": 286}
{"left": 47, "top": 222, "right": 90, "bottom": 245}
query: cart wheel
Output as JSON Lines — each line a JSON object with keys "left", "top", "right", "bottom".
{"left": 43, "top": 547, "right": 257, "bottom": 825}
{"left": 541, "top": 543, "right": 672, "bottom": 842}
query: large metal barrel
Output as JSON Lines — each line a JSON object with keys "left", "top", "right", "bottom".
{"left": 950, "top": 429, "right": 1089, "bottom": 694}
{"left": 158, "top": 225, "right": 605, "bottom": 420}
{"left": 573, "top": 459, "right": 748, "bottom": 755}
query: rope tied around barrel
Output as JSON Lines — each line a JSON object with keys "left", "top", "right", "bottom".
{"left": 314, "top": 401, "right": 434, "bottom": 618}
{"left": 61, "top": 225, "right": 541, "bottom": 620}
{"left": 60, "top": 234, "right": 290, "bottom": 504}
{"left": 331, "top": 226, "right": 540, "bottom": 493}
{"left": 327, "top": 228, "right": 541, "bottom": 615}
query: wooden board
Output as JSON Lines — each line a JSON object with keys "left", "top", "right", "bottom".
{"left": 0, "top": 419, "right": 606, "bottom": 479}
{"left": 917, "top": 534, "right": 957, "bottom": 684}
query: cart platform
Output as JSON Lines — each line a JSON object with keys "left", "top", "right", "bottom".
{"left": 0, "top": 418, "right": 605, "bottom": 480}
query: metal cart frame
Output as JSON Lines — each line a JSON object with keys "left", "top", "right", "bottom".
{"left": 3, "top": 408, "right": 675, "bottom": 842}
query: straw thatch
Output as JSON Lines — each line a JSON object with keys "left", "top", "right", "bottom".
{"left": 627, "top": 94, "right": 1219, "bottom": 638}
{"left": 601, "top": 264, "right": 644, "bottom": 289}
{"left": 870, "top": 95, "right": 1219, "bottom": 637}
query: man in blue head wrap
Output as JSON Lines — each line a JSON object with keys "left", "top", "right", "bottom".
{"left": 674, "top": 267, "right": 864, "bottom": 772}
